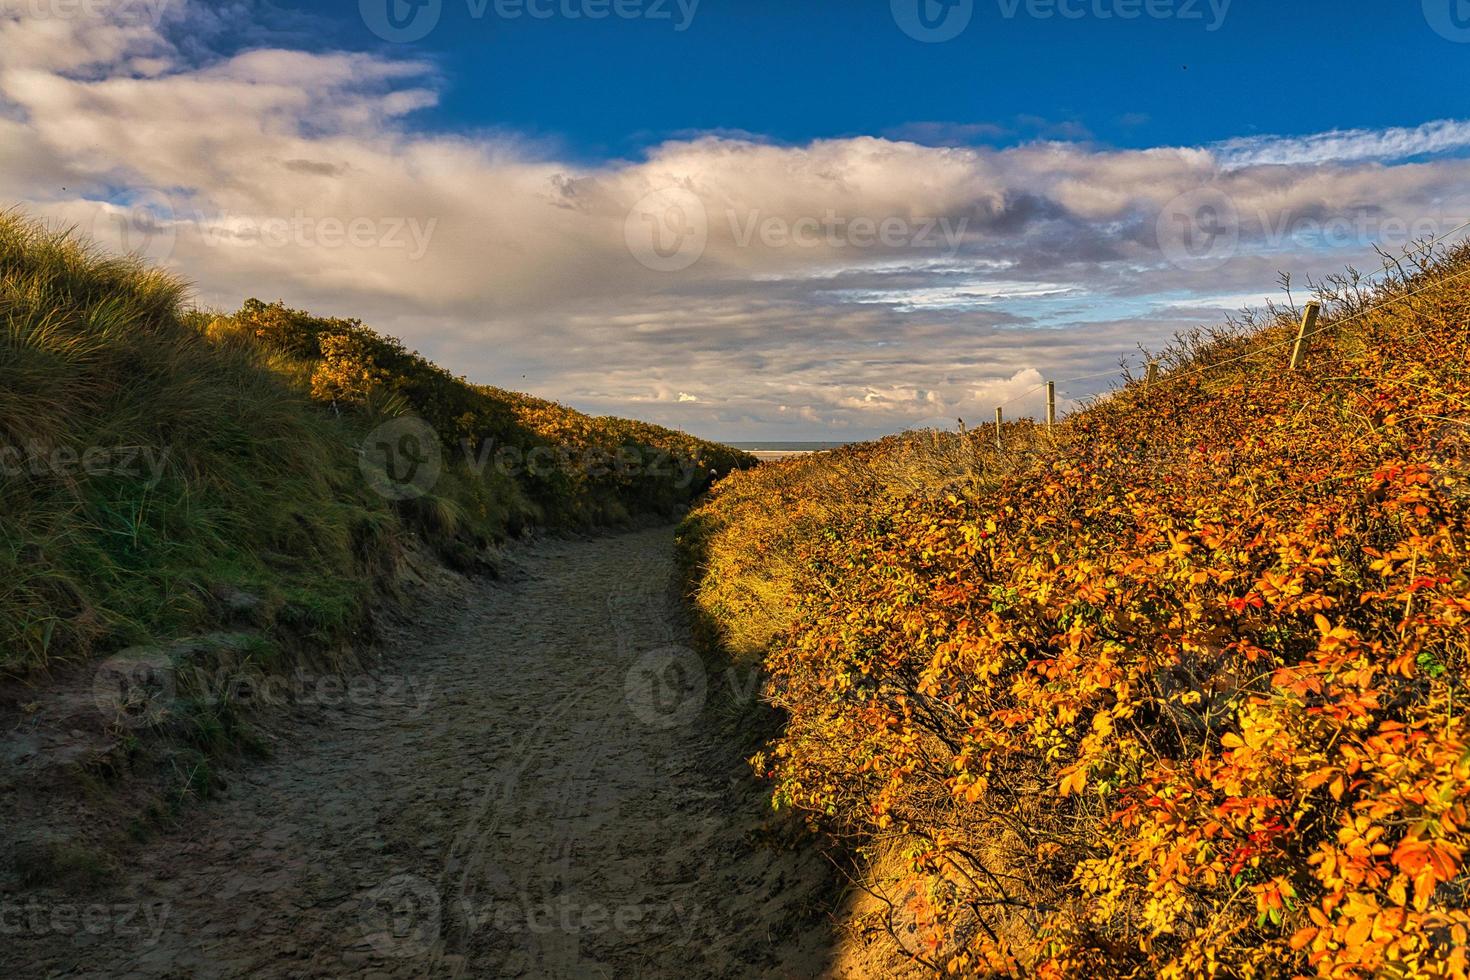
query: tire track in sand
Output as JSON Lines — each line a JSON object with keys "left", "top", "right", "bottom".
{"left": 3, "top": 527, "right": 836, "bottom": 979}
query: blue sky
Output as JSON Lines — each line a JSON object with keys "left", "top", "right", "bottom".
{"left": 5, "top": 1, "right": 1470, "bottom": 439}
{"left": 288, "top": 0, "right": 1469, "bottom": 160}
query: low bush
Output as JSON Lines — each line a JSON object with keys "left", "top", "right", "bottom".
{"left": 682, "top": 244, "right": 1470, "bottom": 976}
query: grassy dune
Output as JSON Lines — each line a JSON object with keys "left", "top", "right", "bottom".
{"left": 0, "top": 212, "right": 750, "bottom": 677}
{"left": 680, "top": 244, "right": 1470, "bottom": 976}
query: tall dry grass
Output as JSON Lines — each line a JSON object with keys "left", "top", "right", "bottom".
{"left": 0, "top": 212, "right": 751, "bottom": 676}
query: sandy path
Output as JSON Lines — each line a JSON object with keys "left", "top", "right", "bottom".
{"left": 3, "top": 528, "right": 835, "bottom": 978}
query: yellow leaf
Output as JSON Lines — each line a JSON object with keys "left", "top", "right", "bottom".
{"left": 1059, "top": 767, "right": 1086, "bottom": 797}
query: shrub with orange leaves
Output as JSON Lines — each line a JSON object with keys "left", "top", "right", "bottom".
{"left": 682, "top": 243, "right": 1470, "bottom": 977}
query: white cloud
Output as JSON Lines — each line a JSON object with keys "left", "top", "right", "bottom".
{"left": 5, "top": 5, "right": 1470, "bottom": 439}
{"left": 1215, "top": 118, "right": 1470, "bottom": 168}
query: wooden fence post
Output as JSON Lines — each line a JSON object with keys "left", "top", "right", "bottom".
{"left": 1289, "top": 301, "right": 1323, "bottom": 371}
{"left": 994, "top": 407, "right": 1003, "bottom": 450}
{"left": 1145, "top": 361, "right": 1159, "bottom": 386}
{"left": 1046, "top": 381, "right": 1056, "bottom": 433}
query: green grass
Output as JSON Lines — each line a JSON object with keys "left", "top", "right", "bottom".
{"left": 0, "top": 214, "right": 385, "bottom": 670}
{"left": 0, "top": 211, "right": 752, "bottom": 676}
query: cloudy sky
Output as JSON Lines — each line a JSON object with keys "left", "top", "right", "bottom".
{"left": 5, "top": 0, "right": 1470, "bottom": 440}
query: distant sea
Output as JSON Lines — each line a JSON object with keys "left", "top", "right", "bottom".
{"left": 727, "top": 441, "right": 852, "bottom": 452}
{"left": 727, "top": 440, "right": 853, "bottom": 461}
